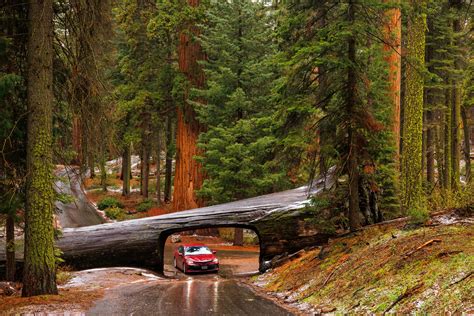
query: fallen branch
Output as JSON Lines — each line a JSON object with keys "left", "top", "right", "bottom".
{"left": 449, "top": 271, "right": 473, "bottom": 287}
{"left": 404, "top": 239, "right": 442, "bottom": 257}
{"left": 384, "top": 282, "right": 424, "bottom": 313}
{"left": 321, "top": 254, "right": 350, "bottom": 287}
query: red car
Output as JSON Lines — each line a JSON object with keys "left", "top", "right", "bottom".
{"left": 173, "top": 244, "right": 219, "bottom": 274}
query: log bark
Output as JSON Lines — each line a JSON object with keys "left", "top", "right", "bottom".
{"left": 1, "top": 185, "right": 333, "bottom": 276}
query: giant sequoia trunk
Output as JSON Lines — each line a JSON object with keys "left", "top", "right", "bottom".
{"left": 173, "top": 0, "right": 206, "bottom": 211}
{"left": 23, "top": 0, "right": 58, "bottom": 296}
{"left": 383, "top": 0, "right": 402, "bottom": 162}
{"left": 400, "top": 0, "right": 426, "bottom": 214}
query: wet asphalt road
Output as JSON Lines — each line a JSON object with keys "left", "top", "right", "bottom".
{"left": 55, "top": 167, "right": 105, "bottom": 228}
{"left": 87, "top": 246, "right": 293, "bottom": 316}
{"left": 87, "top": 275, "right": 292, "bottom": 316}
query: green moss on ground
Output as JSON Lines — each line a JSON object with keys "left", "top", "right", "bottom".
{"left": 258, "top": 212, "right": 473, "bottom": 313}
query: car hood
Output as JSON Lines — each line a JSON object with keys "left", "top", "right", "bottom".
{"left": 185, "top": 254, "right": 216, "bottom": 262}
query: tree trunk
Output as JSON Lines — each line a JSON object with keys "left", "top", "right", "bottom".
{"left": 72, "top": 116, "right": 82, "bottom": 165}
{"left": 99, "top": 147, "right": 107, "bottom": 192}
{"left": 233, "top": 228, "right": 244, "bottom": 246}
{"left": 89, "top": 153, "right": 95, "bottom": 179}
{"left": 444, "top": 86, "right": 452, "bottom": 190}
{"left": 451, "top": 5, "right": 462, "bottom": 189}
{"left": 383, "top": 0, "right": 402, "bottom": 164}
{"left": 347, "top": 0, "right": 360, "bottom": 231}
{"left": 173, "top": 0, "right": 206, "bottom": 211}
{"left": 400, "top": 0, "right": 426, "bottom": 215}
{"left": 164, "top": 116, "right": 174, "bottom": 203}
{"left": 23, "top": 0, "right": 58, "bottom": 296}
{"left": 156, "top": 128, "right": 162, "bottom": 204}
{"left": 426, "top": 110, "right": 435, "bottom": 184}
{"left": 143, "top": 143, "right": 150, "bottom": 199}
{"left": 122, "top": 144, "right": 131, "bottom": 196}
{"left": 461, "top": 106, "right": 471, "bottom": 183}
{"left": 5, "top": 214, "right": 15, "bottom": 282}
{"left": 436, "top": 117, "right": 445, "bottom": 189}
{"left": 425, "top": 16, "right": 435, "bottom": 186}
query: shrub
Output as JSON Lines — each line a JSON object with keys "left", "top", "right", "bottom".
{"left": 97, "top": 197, "right": 123, "bottom": 210}
{"left": 137, "top": 198, "right": 154, "bottom": 213}
{"left": 105, "top": 207, "right": 125, "bottom": 220}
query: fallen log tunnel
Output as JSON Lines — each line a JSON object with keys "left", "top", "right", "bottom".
{"left": 1, "top": 181, "right": 333, "bottom": 277}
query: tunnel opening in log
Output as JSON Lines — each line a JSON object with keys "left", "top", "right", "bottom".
{"left": 157, "top": 225, "right": 261, "bottom": 276}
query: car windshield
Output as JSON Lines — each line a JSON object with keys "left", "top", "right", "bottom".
{"left": 185, "top": 246, "right": 212, "bottom": 255}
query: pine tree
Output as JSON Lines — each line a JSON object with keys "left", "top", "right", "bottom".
{"left": 22, "top": 0, "right": 58, "bottom": 296}
{"left": 194, "top": 0, "right": 287, "bottom": 206}
{"left": 278, "top": 0, "right": 400, "bottom": 230}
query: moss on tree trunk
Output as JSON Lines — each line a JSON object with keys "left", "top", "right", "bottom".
{"left": 400, "top": 1, "right": 427, "bottom": 217}
{"left": 22, "top": 0, "right": 58, "bottom": 296}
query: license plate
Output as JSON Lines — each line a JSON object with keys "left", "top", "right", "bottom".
{"left": 201, "top": 266, "right": 208, "bottom": 270}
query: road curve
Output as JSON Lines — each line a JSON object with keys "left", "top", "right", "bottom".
{"left": 55, "top": 166, "right": 105, "bottom": 228}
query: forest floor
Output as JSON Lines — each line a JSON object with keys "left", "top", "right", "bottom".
{"left": 249, "top": 208, "right": 473, "bottom": 314}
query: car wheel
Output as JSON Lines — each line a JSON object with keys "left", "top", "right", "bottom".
{"left": 173, "top": 258, "right": 177, "bottom": 268}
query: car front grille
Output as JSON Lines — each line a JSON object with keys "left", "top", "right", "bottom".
{"left": 188, "top": 264, "right": 218, "bottom": 271}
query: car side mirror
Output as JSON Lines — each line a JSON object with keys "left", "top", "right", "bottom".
{"left": 212, "top": 250, "right": 217, "bottom": 254}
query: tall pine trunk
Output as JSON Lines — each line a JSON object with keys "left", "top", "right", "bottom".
{"left": 461, "top": 107, "right": 471, "bottom": 182}
{"left": 347, "top": 0, "right": 360, "bottom": 231}
{"left": 122, "top": 144, "right": 131, "bottom": 196}
{"left": 164, "top": 116, "right": 174, "bottom": 203}
{"left": 450, "top": 1, "right": 462, "bottom": 189}
{"left": 156, "top": 128, "right": 162, "bottom": 204}
{"left": 443, "top": 85, "right": 452, "bottom": 190}
{"left": 400, "top": 0, "right": 426, "bottom": 216}
{"left": 23, "top": 0, "right": 58, "bottom": 296}
{"left": 173, "top": 0, "right": 206, "bottom": 211}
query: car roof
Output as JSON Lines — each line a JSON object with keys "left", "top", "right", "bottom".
{"left": 181, "top": 243, "right": 207, "bottom": 247}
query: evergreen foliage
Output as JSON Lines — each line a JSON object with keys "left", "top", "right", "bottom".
{"left": 276, "top": 0, "right": 401, "bottom": 228}
{"left": 194, "top": 0, "right": 289, "bottom": 204}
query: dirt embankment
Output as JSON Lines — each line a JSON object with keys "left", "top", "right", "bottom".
{"left": 251, "top": 209, "right": 473, "bottom": 314}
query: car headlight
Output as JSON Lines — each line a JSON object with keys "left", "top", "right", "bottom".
{"left": 212, "top": 258, "right": 219, "bottom": 264}
{"left": 186, "top": 259, "right": 196, "bottom": 265}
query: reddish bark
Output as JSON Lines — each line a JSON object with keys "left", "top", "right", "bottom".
{"left": 383, "top": 1, "right": 402, "bottom": 161}
{"left": 173, "top": 0, "right": 206, "bottom": 211}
